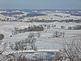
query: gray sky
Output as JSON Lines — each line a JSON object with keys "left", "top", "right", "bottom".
{"left": 0, "top": 0, "right": 81, "bottom": 9}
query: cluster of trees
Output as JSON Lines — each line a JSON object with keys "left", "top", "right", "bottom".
{"left": 52, "top": 31, "right": 65, "bottom": 38}
{"left": 31, "top": 19, "right": 81, "bottom": 23}
{"left": 12, "top": 25, "right": 44, "bottom": 35}
{"left": 0, "top": 34, "right": 4, "bottom": 40}
{"left": 68, "top": 25, "right": 81, "bottom": 30}
{"left": 52, "top": 36, "right": 81, "bottom": 61}
{"left": 27, "top": 25, "right": 44, "bottom": 31}
{"left": 32, "top": 19, "right": 55, "bottom": 22}
{"left": 10, "top": 33, "right": 37, "bottom": 50}
{"left": 59, "top": 19, "right": 81, "bottom": 23}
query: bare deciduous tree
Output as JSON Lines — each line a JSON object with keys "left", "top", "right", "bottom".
{"left": 62, "top": 37, "right": 81, "bottom": 61}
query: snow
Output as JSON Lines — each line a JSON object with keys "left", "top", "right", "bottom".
{"left": 0, "top": 21, "right": 81, "bottom": 51}
{"left": 0, "top": 10, "right": 81, "bottom": 61}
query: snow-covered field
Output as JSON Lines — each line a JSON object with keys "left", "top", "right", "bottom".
{"left": 0, "top": 18, "right": 81, "bottom": 61}
{"left": 0, "top": 9, "right": 81, "bottom": 61}
{"left": 0, "top": 21, "right": 81, "bottom": 50}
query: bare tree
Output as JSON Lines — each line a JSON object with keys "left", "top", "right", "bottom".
{"left": 62, "top": 37, "right": 81, "bottom": 61}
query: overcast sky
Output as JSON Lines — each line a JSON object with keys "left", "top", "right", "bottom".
{"left": 0, "top": 0, "right": 81, "bottom": 9}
